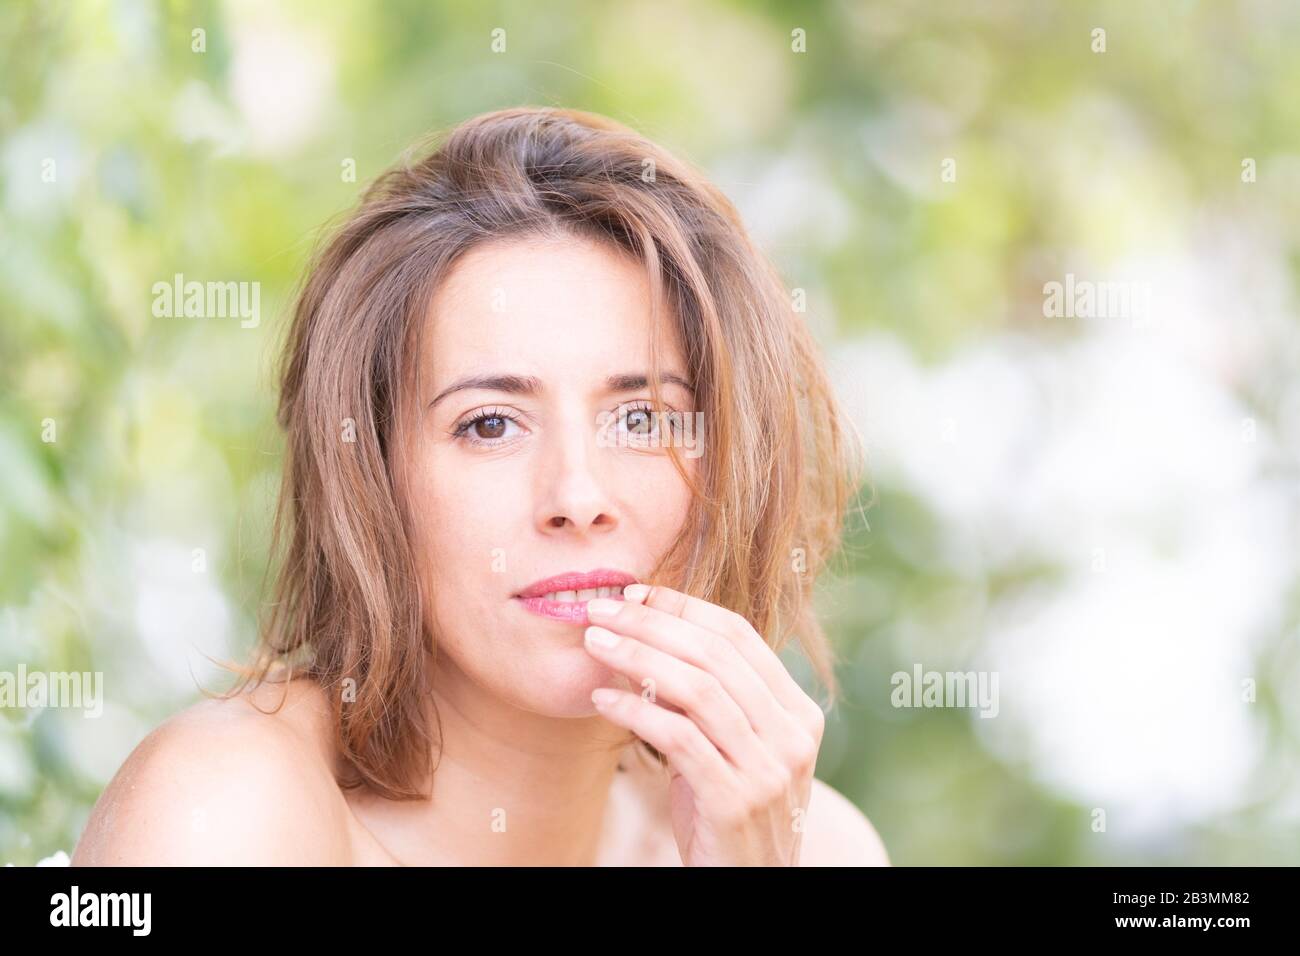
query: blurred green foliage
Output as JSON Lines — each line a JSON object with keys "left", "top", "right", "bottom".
{"left": 3, "top": 0, "right": 1298, "bottom": 865}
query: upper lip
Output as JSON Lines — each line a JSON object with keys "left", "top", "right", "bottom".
{"left": 514, "top": 568, "right": 638, "bottom": 599}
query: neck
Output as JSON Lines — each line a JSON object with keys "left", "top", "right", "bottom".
{"left": 368, "top": 652, "right": 638, "bottom": 866}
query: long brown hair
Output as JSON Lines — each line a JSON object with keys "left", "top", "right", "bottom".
{"left": 214, "top": 106, "right": 867, "bottom": 800}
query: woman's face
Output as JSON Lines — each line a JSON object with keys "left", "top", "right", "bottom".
{"left": 404, "top": 234, "right": 697, "bottom": 717}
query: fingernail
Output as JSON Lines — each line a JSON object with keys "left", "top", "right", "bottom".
{"left": 585, "top": 625, "right": 620, "bottom": 648}
{"left": 622, "top": 584, "right": 650, "bottom": 603}
{"left": 586, "top": 598, "right": 620, "bottom": 619}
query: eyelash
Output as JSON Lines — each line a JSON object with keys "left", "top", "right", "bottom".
{"left": 450, "top": 405, "right": 519, "bottom": 447}
{"left": 450, "top": 402, "right": 666, "bottom": 448}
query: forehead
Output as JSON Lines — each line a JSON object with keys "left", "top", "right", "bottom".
{"left": 423, "top": 234, "right": 682, "bottom": 382}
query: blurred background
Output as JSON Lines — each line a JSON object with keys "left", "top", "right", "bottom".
{"left": 2, "top": 0, "right": 1299, "bottom": 865}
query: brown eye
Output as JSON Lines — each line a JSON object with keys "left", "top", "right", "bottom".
{"left": 473, "top": 416, "right": 507, "bottom": 439}
{"left": 453, "top": 408, "right": 522, "bottom": 446}
{"left": 625, "top": 408, "right": 655, "bottom": 435}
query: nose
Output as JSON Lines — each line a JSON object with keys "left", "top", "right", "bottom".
{"left": 533, "top": 408, "right": 618, "bottom": 536}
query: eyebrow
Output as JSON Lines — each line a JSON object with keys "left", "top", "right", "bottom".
{"left": 428, "top": 371, "right": 695, "bottom": 410}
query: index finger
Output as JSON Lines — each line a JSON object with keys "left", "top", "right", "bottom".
{"left": 621, "top": 583, "right": 814, "bottom": 719}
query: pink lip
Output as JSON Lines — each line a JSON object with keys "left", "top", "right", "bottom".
{"left": 513, "top": 568, "right": 638, "bottom": 625}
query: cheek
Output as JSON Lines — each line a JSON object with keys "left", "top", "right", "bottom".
{"left": 624, "top": 458, "right": 695, "bottom": 540}
{"left": 405, "top": 451, "right": 507, "bottom": 572}
{"left": 408, "top": 462, "right": 514, "bottom": 640}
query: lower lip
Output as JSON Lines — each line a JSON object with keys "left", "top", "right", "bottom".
{"left": 514, "top": 593, "right": 625, "bottom": 624}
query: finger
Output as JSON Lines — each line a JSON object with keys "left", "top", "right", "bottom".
{"left": 589, "top": 687, "right": 740, "bottom": 810}
{"left": 587, "top": 598, "right": 790, "bottom": 748}
{"left": 585, "top": 626, "right": 772, "bottom": 774}
{"left": 624, "top": 584, "right": 812, "bottom": 710}
{"left": 617, "top": 585, "right": 824, "bottom": 736}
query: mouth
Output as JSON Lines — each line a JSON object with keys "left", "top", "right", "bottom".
{"left": 513, "top": 569, "right": 637, "bottom": 624}
{"left": 529, "top": 585, "right": 628, "bottom": 602}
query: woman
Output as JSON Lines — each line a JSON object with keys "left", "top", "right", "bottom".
{"left": 71, "top": 106, "right": 888, "bottom": 866}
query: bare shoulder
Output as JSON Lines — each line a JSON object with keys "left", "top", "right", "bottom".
{"left": 72, "top": 676, "right": 353, "bottom": 866}
{"left": 799, "top": 777, "right": 891, "bottom": 866}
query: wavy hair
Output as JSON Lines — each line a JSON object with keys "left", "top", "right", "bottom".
{"left": 215, "top": 106, "right": 867, "bottom": 800}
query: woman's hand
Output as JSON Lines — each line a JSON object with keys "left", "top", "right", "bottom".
{"left": 583, "top": 584, "right": 826, "bottom": 867}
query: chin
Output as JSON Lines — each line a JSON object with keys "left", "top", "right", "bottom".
{"left": 512, "top": 649, "right": 635, "bottom": 718}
